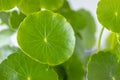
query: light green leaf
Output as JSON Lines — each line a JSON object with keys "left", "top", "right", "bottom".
{"left": 9, "top": 10, "right": 26, "bottom": 29}
{"left": 0, "top": 51, "right": 58, "bottom": 80}
{"left": 0, "top": 29, "right": 14, "bottom": 47}
{"left": 0, "top": 0, "right": 21, "bottom": 11}
{"left": 18, "top": 0, "right": 64, "bottom": 15}
{"left": 97, "top": 0, "right": 120, "bottom": 33}
{"left": 18, "top": 0, "right": 41, "bottom": 15}
{"left": 87, "top": 51, "right": 120, "bottom": 80}
{"left": 17, "top": 10, "right": 75, "bottom": 65}
{"left": 40, "top": 0, "right": 64, "bottom": 11}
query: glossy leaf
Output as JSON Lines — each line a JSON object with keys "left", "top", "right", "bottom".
{"left": 97, "top": 0, "right": 120, "bottom": 33}
{"left": 17, "top": 10, "right": 75, "bottom": 65}
{"left": 0, "top": 0, "right": 20, "bottom": 11}
{"left": 40, "top": 0, "right": 64, "bottom": 11}
{"left": 9, "top": 10, "right": 26, "bottom": 29}
{"left": 18, "top": 0, "right": 41, "bottom": 15}
{"left": 87, "top": 51, "right": 120, "bottom": 80}
{"left": 0, "top": 51, "right": 58, "bottom": 80}
{"left": 0, "top": 29, "right": 14, "bottom": 47}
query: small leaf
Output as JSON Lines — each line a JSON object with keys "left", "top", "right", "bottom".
{"left": 0, "top": 51, "right": 58, "bottom": 80}
{"left": 17, "top": 10, "right": 75, "bottom": 65}
{"left": 97, "top": 0, "right": 120, "bottom": 33}
{"left": 87, "top": 51, "right": 120, "bottom": 80}
{"left": 18, "top": 0, "right": 41, "bottom": 15}
{"left": 40, "top": 0, "right": 64, "bottom": 11}
{"left": 63, "top": 54, "right": 84, "bottom": 80}
{"left": 0, "top": 0, "right": 20, "bottom": 11}
{"left": 9, "top": 10, "right": 26, "bottom": 29}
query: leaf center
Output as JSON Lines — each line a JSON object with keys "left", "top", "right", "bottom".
{"left": 112, "top": 76, "right": 116, "bottom": 80}
{"left": 27, "top": 77, "right": 31, "bottom": 80}
{"left": 115, "top": 12, "right": 118, "bottom": 16}
{"left": 44, "top": 37, "right": 47, "bottom": 43}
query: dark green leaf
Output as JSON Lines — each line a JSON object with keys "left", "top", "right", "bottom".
{"left": 0, "top": 51, "right": 58, "bottom": 80}
{"left": 9, "top": 10, "right": 26, "bottom": 29}
{"left": 17, "top": 10, "right": 75, "bottom": 65}
{"left": 87, "top": 51, "right": 120, "bottom": 80}
{"left": 78, "top": 9, "right": 96, "bottom": 49}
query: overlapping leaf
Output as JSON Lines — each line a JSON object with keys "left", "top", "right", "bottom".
{"left": 87, "top": 51, "right": 120, "bottom": 80}
{"left": 0, "top": 51, "right": 58, "bottom": 80}
{"left": 17, "top": 10, "right": 75, "bottom": 65}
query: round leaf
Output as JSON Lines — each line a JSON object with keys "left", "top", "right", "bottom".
{"left": 40, "top": 0, "right": 64, "bottom": 11}
{"left": 87, "top": 51, "right": 120, "bottom": 80}
{"left": 0, "top": 0, "right": 20, "bottom": 11}
{"left": 97, "top": 0, "right": 120, "bottom": 33}
{"left": 18, "top": 0, "right": 41, "bottom": 15}
{"left": 17, "top": 10, "right": 75, "bottom": 65}
{"left": 0, "top": 51, "right": 58, "bottom": 80}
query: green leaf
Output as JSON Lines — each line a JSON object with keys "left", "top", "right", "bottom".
{"left": 18, "top": 0, "right": 41, "bottom": 15}
{"left": 9, "top": 10, "right": 26, "bottom": 29}
{"left": 58, "top": 7, "right": 86, "bottom": 32}
{"left": 63, "top": 54, "right": 84, "bottom": 80}
{"left": 0, "top": 29, "right": 14, "bottom": 47}
{"left": 17, "top": 10, "right": 75, "bottom": 65}
{"left": 97, "top": 0, "right": 120, "bottom": 33}
{"left": 18, "top": 0, "right": 64, "bottom": 15}
{"left": 0, "top": 12, "right": 9, "bottom": 25}
{"left": 87, "top": 51, "right": 120, "bottom": 80}
{"left": 0, "top": 51, "right": 58, "bottom": 80}
{"left": 40, "top": 0, "right": 64, "bottom": 11}
{"left": 78, "top": 9, "right": 96, "bottom": 48}
{"left": 0, "top": 45, "right": 18, "bottom": 63}
{"left": 0, "top": 0, "right": 20, "bottom": 11}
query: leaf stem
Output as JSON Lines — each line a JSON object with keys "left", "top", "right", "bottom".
{"left": 98, "top": 27, "right": 104, "bottom": 51}
{"left": 111, "top": 33, "right": 116, "bottom": 49}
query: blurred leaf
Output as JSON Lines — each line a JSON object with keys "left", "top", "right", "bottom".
{"left": 0, "top": 45, "right": 18, "bottom": 63}
{"left": 78, "top": 9, "right": 96, "bottom": 49}
{"left": 55, "top": 54, "right": 84, "bottom": 80}
{"left": 0, "top": 29, "right": 14, "bottom": 47}
{"left": 62, "top": 54, "right": 84, "bottom": 80}
{"left": 0, "top": 12, "right": 9, "bottom": 25}
{"left": 57, "top": 1, "right": 86, "bottom": 32}
{"left": 87, "top": 51, "right": 120, "bottom": 80}
{"left": 0, "top": 51, "right": 58, "bottom": 80}
{"left": 105, "top": 33, "right": 117, "bottom": 49}
{"left": 40, "top": 0, "right": 64, "bottom": 11}
{"left": 9, "top": 10, "right": 26, "bottom": 29}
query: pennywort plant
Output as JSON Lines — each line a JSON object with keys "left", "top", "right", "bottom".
{"left": 0, "top": 0, "right": 120, "bottom": 80}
